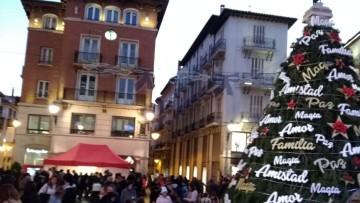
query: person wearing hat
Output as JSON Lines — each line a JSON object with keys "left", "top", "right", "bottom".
{"left": 156, "top": 187, "right": 172, "bottom": 203}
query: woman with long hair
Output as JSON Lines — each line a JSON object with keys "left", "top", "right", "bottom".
{"left": 0, "top": 184, "right": 22, "bottom": 203}
{"left": 38, "top": 174, "right": 60, "bottom": 203}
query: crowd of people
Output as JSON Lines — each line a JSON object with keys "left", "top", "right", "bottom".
{"left": 0, "top": 168, "right": 230, "bottom": 203}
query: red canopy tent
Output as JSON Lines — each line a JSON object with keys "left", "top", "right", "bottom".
{"left": 43, "top": 143, "right": 132, "bottom": 168}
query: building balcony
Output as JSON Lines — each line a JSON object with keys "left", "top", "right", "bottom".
{"left": 111, "top": 130, "right": 134, "bottom": 137}
{"left": 191, "top": 122, "right": 198, "bottom": 131}
{"left": 184, "top": 99, "right": 190, "bottom": 108}
{"left": 206, "top": 112, "right": 222, "bottom": 125}
{"left": 240, "top": 73, "right": 277, "bottom": 89}
{"left": 200, "top": 54, "right": 212, "bottom": 69}
{"left": 164, "top": 120, "right": 173, "bottom": 126}
{"left": 208, "top": 74, "right": 224, "bottom": 91}
{"left": 180, "top": 85, "right": 187, "bottom": 92}
{"left": 184, "top": 125, "right": 190, "bottom": 133}
{"left": 241, "top": 112, "right": 264, "bottom": 123}
{"left": 74, "top": 51, "right": 102, "bottom": 64}
{"left": 165, "top": 100, "right": 173, "bottom": 110}
{"left": 199, "top": 118, "right": 206, "bottom": 128}
{"left": 243, "top": 36, "right": 276, "bottom": 60}
{"left": 211, "top": 39, "right": 226, "bottom": 60}
{"left": 63, "top": 88, "right": 146, "bottom": 106}
{"left": 115, "top": 56, "right": 140, "bottom": 69}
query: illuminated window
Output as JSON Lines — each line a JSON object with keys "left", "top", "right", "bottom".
{"left": 27, "top": 115, "right": 50, "bottom": 134}
{"left": 70, "top": 113, "right": 95, "bottom": 135}
{"left": 118, "top": 41, "right": 138, "bottom": 67}
{"left": 42, "top": 14, "right": 57, "bottom": 30}
{"left": 111, "top": 116, "right": 135, "bottom": 137}
{"left": 116, "top": 77, "right": 135, "bottom": 105}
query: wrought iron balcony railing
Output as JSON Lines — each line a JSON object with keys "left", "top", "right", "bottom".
{"left": 115, "top": 56, "right": 139, "bottom": 69}
{"left": 63, "top": 88, "right": 146, "bottom": 106}
{"left": 243, "top": 36, "right": 276, "bottom": 49}
{"left": 206, "top": 112, "right": 222, "bottom": 124}
{"left": 241, "top": 73, "right": 277, "bottom": 88}
{"left": 74, "top": 51, "right": 102, "bottom": 64}
{"left": 211, "top": 39, "right": 226, "bottom": 59}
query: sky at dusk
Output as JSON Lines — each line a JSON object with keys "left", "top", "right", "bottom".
{"left": 0, "top": 0, "right": 359, "bottom": 101}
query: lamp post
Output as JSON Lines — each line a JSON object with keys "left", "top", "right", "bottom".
{"left": 48, "top": 104, "right": 60, "bottom": 125}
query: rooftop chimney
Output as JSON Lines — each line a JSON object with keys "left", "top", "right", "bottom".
{"left": 220, "top": 4, "right": 225, "bottom": 13}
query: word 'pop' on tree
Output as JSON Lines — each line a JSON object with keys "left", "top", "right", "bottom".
{"left": 227, "top": 3, "right": 360, "bottom": 203}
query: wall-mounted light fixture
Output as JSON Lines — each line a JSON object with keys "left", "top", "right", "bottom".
{"left": 151, "top": 132, "right": 160, "bottom": 140}
{"left": 12, "top": 120, "right": 21, "bottom": 128}
{"left": 154, "top": 159, "right": 160, "bottom": 164}
{"left": 145, "top": 14, "right": 149, "bottom": 23}
{"left": 145, "top": 111, "right": 155, "bottom": 121}
{"left": 48, "top": 103, "right": 60, "bottom": 125}
{"left": 34, "top": 18, "right": 38, "bottom": 25}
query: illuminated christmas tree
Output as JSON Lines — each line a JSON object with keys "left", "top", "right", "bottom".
{"left": 227, "top": 2, "right": 360, "bottom": 203}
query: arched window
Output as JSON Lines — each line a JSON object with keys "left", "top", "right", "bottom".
{"left": 105, "top": 6, "right": 120, "bottom": 23}
{"left": 42, "top": 14, "right": 58, "bottom": 30}
{"left": 124, "top": 9, "right": 139, "bottom": 26}
{"left": 85, "top": 3, "right": 101, "bottom": 21}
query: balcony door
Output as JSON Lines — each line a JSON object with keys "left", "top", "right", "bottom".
{"left": 78, "top": 73, "right": 97, "bottom": 101}
{"left": 117, "top": 78, "right": 135, "bottom": 104}
{"left": 80, "top": 37, "right": 100, "bottom": 63}
{"left": 119, "top": 41, "right": 137, "bottom": 67}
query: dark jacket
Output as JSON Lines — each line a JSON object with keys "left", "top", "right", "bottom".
{"left": 21, "top": 194, "right": 40, "bottom": 203}
{"left": 62, "top": 184, "right": 77, "bottom": 203}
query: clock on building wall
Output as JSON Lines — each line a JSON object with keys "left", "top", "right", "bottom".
{"left": 105, "top": 29, "right": 117, "bottom": 41}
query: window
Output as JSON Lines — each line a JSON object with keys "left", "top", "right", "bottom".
{"left": 119, "top": 41, "right": 138, "bottom": 67}
{"left": 117, "top": 77, "right": 135, "bottom": 104}
{"left": 27, "top": 115, "right": 50, "bottom": 134}
{"left": 85, "top": 4, "right": 101, "bottom": 21}
{"left": 111, "top": 116, "right": 135, "bottom": 137}
{"left": 40, "top": 47, "right": 53, "bottom": 64}
{"left": 36, "top": 80, "right": 49, "bottom": 98}
{"left": 124, "top": 9, "right": 138, "bottom": 25}
{"left": 105, "top": 6, "right": 120, "bottom": 23}
{"left": 70, "top": 114, "right": 95, "bottom": 134}
{"left": 251, "top": 57, "right": 264, "bottom": 76}
{"left": 0, "top": 106, "right": 2, "bottom": 117}
{"left": 253, "top": 25, "right": 265, "bottom": 44}
{"left": 42, "top": 14, "right": 57, "bottom": 30}
{"left": 77, "top": 73, "right": 97, "bottom": 101}
{"left": 250, "top": 95, "right": 263, "bottom": 119}
{"left": 78, "top": 36, "right": 100, "bottom": 64}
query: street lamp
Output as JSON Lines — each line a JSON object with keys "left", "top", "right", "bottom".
{"left": 48, "top": 104, "right": 60, "bottom": 125}
{"left": 12, "top": 120, "right": 21, "bottom": 128}
{"left": 151, "top": 132, "right": 160, "bottom": 140}
{"left": 145, "top": 111, "right": 155, "bottom": 121}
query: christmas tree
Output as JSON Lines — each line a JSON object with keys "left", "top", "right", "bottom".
{"left": 227, "top": 2, "right": 360, "bottom": 203}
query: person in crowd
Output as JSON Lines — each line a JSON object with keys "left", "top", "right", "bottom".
{"left": 49, "top": 186, "right": 64, "bottom": 203}
{"left": 77, "top": 173, "right": 88, "bottom": 200}
{"left": 91, "top": 177, "right": 102, "bottom": 202}
{"left": 18, "top": 173, "right": 32, "bottom": 195}
{"left": 155, "top": 186, "right": 172, "bottom": 203}
{"left": 114, "top": 175, "right": 126, "bottom": 196}
{"left": 149, "top": 178, "right": 161, "bottom": 203}
{"left": 120, "top": 182, "right": 137, "bottom": 203}
{"left": 200, "top": 193, "right": 211, "bottom": 203}
{"left": 62, "top": 174, "right": 77, "bottom": 203}
{"left": 38, "top": 174, "right": 60, "bottom": 203}
{"left": 0, "top": 184, "right": 22, "bottom": 203}
{"left": 21, "top": 181, "right": 39, "bottom": 203}
{"left": 141, "top": 174, "right": 147, "bottom": 197}
{"left": 183, "top": 184, "right": 198, "bottom": 203}
{"left": 100, "top": 184, "right": 121, "bottom": 203}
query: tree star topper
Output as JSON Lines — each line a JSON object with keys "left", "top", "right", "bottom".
{"left": 335, "top": 58, "right": 345, "bottom": 69}
{"left": 327, "top": 116, "right": 351, "bottom": 139}
{"left": 287, "top": 100, "right": 296, "bottom": 110}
